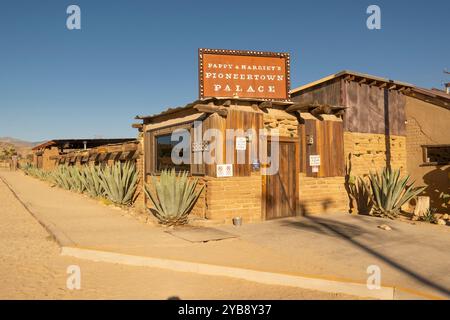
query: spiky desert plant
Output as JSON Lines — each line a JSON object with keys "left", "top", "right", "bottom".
{"left": 80, "top": 165, "right": 104, "bottom": 198}
{"left": 144, "top": 169, "right": 204, "bottom": 226}
{"left": 368, "top": 167, "right": 426, "bottom": 219}
{"left": 99, "top": 161, "right": 138, "bottom": 205}
{"left": 23, "top": 165, "right": 49, "bottom": 181}
{"left": 21, "top": 163, "right": 33, "bottom": 175}
{"left": 421, "top": 208, "right": 437, "bottom": 223}
{"left": 67, "top": 166, "right": 86, "bottom": 193}
{"left": 348, "top": 176, "right": 373, "bottom": 215}
{"left": 51, "top": 165, "right": 72, "bottom": 190}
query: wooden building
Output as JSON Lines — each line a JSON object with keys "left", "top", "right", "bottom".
{"left": 134, "top": 70, "right": 450, "bottom": 222}
{"left": 290, "top": 70, "right": 450, "bottom": 214}
{"left": 134, "top": 96, "right": 345, "bottom": 222}
{"left": 32, "top": 138, "right": 136, "bottom": 171}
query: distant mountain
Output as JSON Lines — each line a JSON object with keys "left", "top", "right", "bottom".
{"left": 0, "top": 137, "right": 42, "bottom": 157}
{"left": 0, "top": 136, "right": 41, "bottom": 147}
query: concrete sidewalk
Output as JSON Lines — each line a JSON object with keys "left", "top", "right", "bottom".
{"left": 1, "top": 169, "right": 449, "bottom": 299}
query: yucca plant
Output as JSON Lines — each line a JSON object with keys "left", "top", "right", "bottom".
{"left": 144, "top": 169, "right": 204, "bottom": 226}
{"left": 99, "top": 161, "right": 138, "bottom": 205}
{"left": 368, "top": 167, "right": 426, "bottom": 219}
{"left": 80, "top": 165, "right": 104, "bottom": 198}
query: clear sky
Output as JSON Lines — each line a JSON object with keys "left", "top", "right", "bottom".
{"left": 0, "top": 0, "right": 449, "bottom": 141}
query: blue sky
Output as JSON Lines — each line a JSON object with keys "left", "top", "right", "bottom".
{"left": 0, "top": 0, "right": 449, "bottom": 141}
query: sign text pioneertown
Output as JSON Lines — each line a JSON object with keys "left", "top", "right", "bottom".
{"left": 199, "top": 49, "right": 290, "bottom": 101}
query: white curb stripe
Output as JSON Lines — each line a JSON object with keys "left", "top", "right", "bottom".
{"left": 61, "top": 246, "right": 394, "bottom": 299}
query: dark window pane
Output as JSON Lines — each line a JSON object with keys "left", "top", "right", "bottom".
{"left": 426, "top": 146, "right": 450, "bottom": 164}
{"left": 156, "top": 134, "right": 190, "bottom": 172}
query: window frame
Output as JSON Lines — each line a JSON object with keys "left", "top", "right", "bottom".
{"left": 145, "top": 122, "right": 202, "bottom": 176}
{"left": 421, "top": 144, "right": 450, "bottom": 166}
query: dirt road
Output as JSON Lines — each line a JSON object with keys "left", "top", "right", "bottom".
{"left": 0, "top": 173, "right": 356, "bottom": 299}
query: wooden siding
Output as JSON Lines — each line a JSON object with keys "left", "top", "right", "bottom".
{"left": 299, "top": 119, "right": 345, "bottom": 177}
{"left": 144, "top": 109, "right": 263, "bottom": 177}
{"left": 291, "top": 78, "right": 407, "bottom": 136}
{"left": 291, "top": 78, "right": 342, "bottom": 107}
{"left": 225, "top": 109, "right": 263, "bottom": 177}
{"left": 343, "top": 80, "right": 406, "bottom": 136}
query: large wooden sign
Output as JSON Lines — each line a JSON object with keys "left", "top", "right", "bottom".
{"left": 199, "top": 49, "right": 290, "bottom": 101}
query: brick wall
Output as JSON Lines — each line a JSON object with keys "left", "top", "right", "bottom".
{"left": 190, "top": 178, "right": 207, "bottom": 218}
{"left": 298, "top": 174, "right": 348, "bottom": 215}
{"left": 204, "top": 174, "right": 262, "bottom": 223}
{"left": 344, "top": 132, "right": 407, "bottom": 177}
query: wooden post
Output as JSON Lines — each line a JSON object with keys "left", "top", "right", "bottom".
{"left": 414, "top": 196, "right": 430, "bottom": 217}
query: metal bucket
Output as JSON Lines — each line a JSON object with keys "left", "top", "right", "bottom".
{"left": 232, "top": 216, "right": 242, "bottom": 226}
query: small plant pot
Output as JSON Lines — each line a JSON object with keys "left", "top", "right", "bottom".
{"left": 232, "top": 216, "right": 242, "bottom": 226}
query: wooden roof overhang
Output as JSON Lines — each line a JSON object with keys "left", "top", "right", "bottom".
{"left": 290, "top": 70, "right": 413, "bottom": 96}
{"left": 52, "top": 140, "right": 140, "bottom": 164}
{"left": 32, "top": 138, "right": 136, "bottom": 152}
{"left": 135, "top": 97, "right": 294, "bottom": 124}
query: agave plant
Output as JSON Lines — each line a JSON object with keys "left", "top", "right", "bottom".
{"left": 421, "top": 208, "right": 437, "bottom": 223}
{"left": 67, "top": 166, "right": 86, "bottom": 193}
{"left": 144, "top": 169, "right": 204, "bottom": 226}
{"left": 51, "top": 165, "right": 72, "bottom": 190}
{"left": 99, "top": 161, "right": 138, "bottom": 205}
{"left": 23, "top": 164, "right": 50, "bottom": 181}
{"left": 368, "top": 167, "right": 426, "bottom": 219}
{"left": 348, "top": 176, "right": 373, "bottom": 215}
{"left": 80, "top": 165, "right": 104, "bottom": 198}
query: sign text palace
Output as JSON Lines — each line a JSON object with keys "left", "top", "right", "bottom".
{"left": 199, "top": 49, "right": 290, "bottom": 101}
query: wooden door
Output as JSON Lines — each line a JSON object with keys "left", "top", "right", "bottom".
{"left": 264, "top": 139, "right": 297, "bottom": 220}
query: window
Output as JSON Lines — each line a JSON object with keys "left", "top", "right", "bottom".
{"left": 155, "top": 134, "right": 190, "bottom": 172}
{"left": 423, "top": 145, "right": 450, "bottom": 165}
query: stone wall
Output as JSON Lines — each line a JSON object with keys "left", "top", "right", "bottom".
{"left": 344, "top": 132, "right": 407, "bottom": 177}
{"left": 298, "top": 174, "right": 348, "bottom": 215}
{"left": 263, "top": 109, "right": 298, "bottom": 138}
{"left": 204, "top": 174, "right": 262, "bottom": 223}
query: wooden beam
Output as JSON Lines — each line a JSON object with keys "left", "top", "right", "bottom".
{"left": 369, "top": 80, "right": 377, "bottom": 86}
{"left": 388, "top": 84, "right": 397, "bottom": 90}
{"left": 259, "top": 101, "right": 273, "bottom": 109}
{"left": 358, "top": 78, "right": 367, "bottom": 84}
{"left": 194, "top": 104, "right": 228, "bottom": 116}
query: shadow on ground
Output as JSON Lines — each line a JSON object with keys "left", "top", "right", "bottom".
{"left": 282, "top": 214, "right": 450, "bottom": 298}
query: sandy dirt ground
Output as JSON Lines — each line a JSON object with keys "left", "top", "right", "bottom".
{"left": 0, "top": 174, "right": 357, "bottom": 300}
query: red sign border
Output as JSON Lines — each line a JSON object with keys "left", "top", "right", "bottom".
{"left": 198, "top": 48, "right": 291, "bottom": 101}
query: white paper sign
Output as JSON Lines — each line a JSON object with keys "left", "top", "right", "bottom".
{"left": 216, "top": 164, "right": 233, "bottom": 177}
{"left": 236, "top": 137, "right": 247, "bottom": 151}
{"left": 312, "top": 166, "right": 319, "bottom": 173}
{"left": 309, "top": 155, "right": 321, "bottom": 166}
